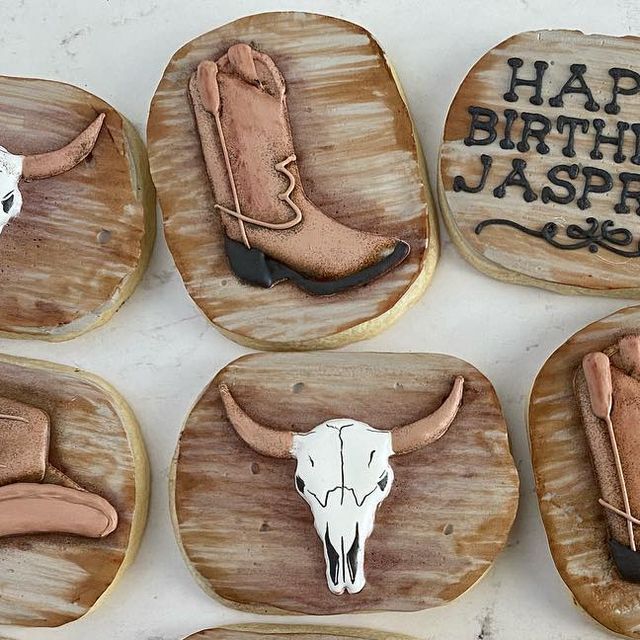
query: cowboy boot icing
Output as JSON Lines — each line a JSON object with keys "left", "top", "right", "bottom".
{"left": 0, "top": 397, "right": 117, "bottom": 539}
{"left": 189, "top": 43, "right": 410, "bottom": 295}
{"left": 575, "top": 335, "right": 640, "bottom": 581}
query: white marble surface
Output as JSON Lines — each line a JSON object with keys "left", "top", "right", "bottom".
{"left": 1, "top": 1, "right": 639, "bottom": 638}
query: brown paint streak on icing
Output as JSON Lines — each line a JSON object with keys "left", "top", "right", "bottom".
{"left": 0, "top": 482, "right": 118, "bottom": 538}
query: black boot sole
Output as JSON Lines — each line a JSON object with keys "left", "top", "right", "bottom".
{"left": 224, "top": 236, "right": 410, "bottom": 296}
{"left": 610, "top": 538, "right": 640, "bottom": 582}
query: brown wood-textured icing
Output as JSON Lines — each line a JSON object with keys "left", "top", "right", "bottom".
{"left": 148, "top": 12, "right": 435, "bottom": 351}
{"left": 186, "top": 624, "right": 417, "bottom": 640}
{"left": 0, "top": 76, "right": 155, "bottom": 340}
{"left": 529, "top": 304, "right": 640, "bottom": 638}
{"left": 439, "top": 30, "right": 640, "bottom": 298}
{"left": 172, "top": 352, "right": 519, "bottom": 615}
{"left": 0, "top": 354, "right": 148, "bottom": 628}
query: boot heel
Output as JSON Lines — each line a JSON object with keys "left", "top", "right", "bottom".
{"left": 224, "top": 236, "right": 277, "bottom": 288}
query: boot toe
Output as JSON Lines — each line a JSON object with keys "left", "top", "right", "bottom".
{"left": 377, "top": 239, "right": 410, "bottom": 266}
{"left": 610, "top": 538, "right": 640, "bottom": 582}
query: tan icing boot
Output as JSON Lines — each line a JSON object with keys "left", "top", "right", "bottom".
{"left": 189, "top": 43, "right": 410, "bottom": 295}
{"left": 0, "top": 398, "right": 118, "bottom": 539}
{"left": 575, "top": 335, "right": 640, "bottom": 582}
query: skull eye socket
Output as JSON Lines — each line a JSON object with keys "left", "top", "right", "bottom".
{"left": 295, "top": 475, "right": 305, "bottom": 493}
{"left": 377, "top": 472, "right": 388, "bottom": 492}
{"left": 2, "top": 192, "right": 14, "bottom": 214}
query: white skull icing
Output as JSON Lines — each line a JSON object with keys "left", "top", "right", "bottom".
{"left": 292, "top": 419, "right": 394, "bottom": 595}
{"left": 219, "top": 376, "right": 464, "bottom": 596}
{"left": 0, "top": 147, "right": 23, "bottom": 232}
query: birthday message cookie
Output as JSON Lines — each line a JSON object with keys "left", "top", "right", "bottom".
{"left": 440, "top": 30, "right": 640, "bottom": 297}
{"left": 148, "top": 12, "right": 435, "bottom": 350}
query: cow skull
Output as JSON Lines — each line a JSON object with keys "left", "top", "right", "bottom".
{"left": 0, "top": 114, "right": 105, "bottom": 233}
{"left": 219, "top": 376, "right": 464, "bottom": 595}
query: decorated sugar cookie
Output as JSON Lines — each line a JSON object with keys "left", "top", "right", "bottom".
{"left": 148, "top": 12, "right": 435, "bottom": 350}
{"left": 0, "top": 76, "right": 155, "bottom": 340}
{"left": 530, "top": 305, "right": 640, "bottom": 637}
{"left": 172, "top": 352, "right": 518, "bottom": 614}
{"left": 0, "top": 397, "right": 118, "bottom": 539}
{"left": 0, "top": 354, "right": 148, "bottom": 628}
{"left": 440, "top": 30, "right": 640, "bottom": 297}
{"left": 184, "top": 624, "right": 416, "bottom": 640}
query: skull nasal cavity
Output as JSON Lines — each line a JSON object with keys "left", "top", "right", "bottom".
{"left": 295, "top": 475, "right": 305, "bottom": 493}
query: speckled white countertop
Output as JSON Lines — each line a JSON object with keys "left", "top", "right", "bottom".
{"left": 1, "top": 1, "right": 639, "bottom": 638}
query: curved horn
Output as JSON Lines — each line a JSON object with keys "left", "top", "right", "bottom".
{"left": 219, "top": 384, "right": 294, "bottom": 458}
{"left": 21, "top": 113, "right": 105, "bottom": 181}
{"left": 391, "top": 376, "right": 464, "bottom": 455}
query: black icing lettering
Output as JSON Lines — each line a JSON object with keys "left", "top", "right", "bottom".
{"left": 615, "top": 173, "right": 640, "bottom": 214}
{"left": 605, "top": 68, "right": 640, "bottom": 115}
{"left": 499, "top": 108, "right": 518, "bottom": 149}
{"left": 493, "top": 158, "right": 537, "bottom": 202}
{"left": 549, "top": 63, "right": 599, "bottom": 111}
{"left": 541, "top": 164, "right": 579, "bottom": 205}
{"left": 453, "top": 154, "right": 492, "bottom": 193}
{"left": 517, "top": 112, "right": 552, "bottom": 154}
{"left": 503, "top": 57, "right": 548, "bottom": 105}
{"left": 556, "top": 115, "right": 589, "bottom": 158}
{"left": 577, "top": 166, "right": 614, "bottom": 210}
{"left": 590, "top": 119, "right": 629, "bottom": 163}
{"left": 464, "top": 106, "right": 498, "bottom": 146}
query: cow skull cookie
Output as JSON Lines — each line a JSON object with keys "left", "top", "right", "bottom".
{"left": 440, "top": 30, "right": 640, "bottom": 298}
{"left": 148, "top": 12, "right": 436, "bottom": 350}
{"left": 529, "top": 305, "right": 640, "bottom": 638}
{"left": 171, "top": 352, "right": 518, "bottom": 614}
{"left": 0, "top": 76, "right": 155, "bottom": 340}
{"left": 0, "top": 354, "right": 148, "bottom": 628}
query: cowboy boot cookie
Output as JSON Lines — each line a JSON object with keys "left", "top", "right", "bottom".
{"left": 575, "top": 335, "right": 640, "bottom": 581}
{"left": 189, "top": 43, "right": 410, "bottom": 295}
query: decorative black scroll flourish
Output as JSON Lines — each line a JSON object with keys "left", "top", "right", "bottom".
{"left": 475, "top": 217, "right": 640, "bottom": 258}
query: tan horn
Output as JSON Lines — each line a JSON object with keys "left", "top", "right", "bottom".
{"left": 391, "top": 376, "right": 464, "bottom": 455}
{"left": 21, "top": 113, "right": 105, "bottom": 181}
{"left": 219, "top": 384, "right": 294, "bottom": 458}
